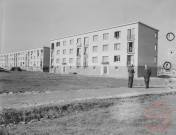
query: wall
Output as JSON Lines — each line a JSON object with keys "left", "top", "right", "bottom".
{"left": 50, "top": 22, "right": 139, "bottom": 78}
{"left": 0, "top": 47, "right": 49, "bottom": 72}
{"left": 43, "top": 47, "right": 50, "bottom": 72}
{"left": 138, "top": 23, "right": 158, "bottom": 77}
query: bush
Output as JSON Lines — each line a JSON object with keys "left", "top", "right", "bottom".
{"left": 10, "top": 67, "right": 22, "bottom": 71}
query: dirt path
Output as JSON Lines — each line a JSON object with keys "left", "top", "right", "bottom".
{"left": 0, "top": 86, "right": 175, "bottom": 109}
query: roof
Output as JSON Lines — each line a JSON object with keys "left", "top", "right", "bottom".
{"left": 138, "top": 22, "right": 159, "bottom": 32}
{"left": 51, "top": 21, "right": 159, "bottom": 42}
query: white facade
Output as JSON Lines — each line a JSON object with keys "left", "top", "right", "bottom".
{"left": 50, "top": 22, "right": 158, "bottom": 77}
{"left": 0, "top": 47, "right": 50, "bottom": 72}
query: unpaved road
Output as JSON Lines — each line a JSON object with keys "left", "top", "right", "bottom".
{"left": 1, "top": 86, "right": 174, "bottom": 109}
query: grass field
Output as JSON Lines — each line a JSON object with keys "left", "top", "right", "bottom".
{"left": 0, "top": 71, "right": 165, "bottom": 94}
{"left": 0, "top": 71, "right": 173, "bottom": 135}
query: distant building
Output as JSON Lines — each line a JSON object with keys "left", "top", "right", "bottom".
{"left": 50, "top": 22, "right": 159, "bottom": 77}
{"left": 0, "top": 47, "right": 50, "bottom": 72}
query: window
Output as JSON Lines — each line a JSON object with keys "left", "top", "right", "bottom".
{"left": 103, "top": 44, "right": 108, "bottom": 51}
{"left": 63, "top": 40, "right": 67, "bottom": 46}
{"left": 154, "top": 56, "right": 157, "bottom": 63}
{"left": 84, "top": 37, "right": 89, "bottom": 45}
{"left": 77, "top": 58, "right": 81, "bottom": 66}
{"left": 56, "top": 59, "right": 60, "bottom": 63}
{"left": 127, "top": 55, "right": 134, "bottom": 66}
{"left": 155, "top": 32, "right": 158, "bottom": 38}
{"left": 51, "top": 51, "right": 54, "bottom": 58}
{"left": 114, "top": 31, "right": 121, "bottom": 39}
{"left": 115, "top": 66, "right": 118, "bottom": 71}
{"left": 155, "top": 44, "right": 157, "bottom": 51}
{"left": 93, "top": 35, "right": 98, "bottom": 42}
{"left": 62, "top": 58, "right": 66, "bottom": 63}
{"left": 92, "top": 57, "right": 98, "bottom": 63}
{"left": 69, "top": 58, "right": 73, "bottom": 63}
{"left": 77, "top": 38, "right": 81, "bottom": 43}
{"left": 70, "top": 39, "right": 74, "bottom": 45}
{"left": 114, "top": 55, "right": 120, "bottom": 62}
{"left": 56, "top": 42, "right": 60, "bottom": 47}
{"left": 37, "top": 50, "right": 39, "bottom": 57}
{"left": 127, "top": 42, "right": 134, "bottom": 52}
{"left": 51, "top": 43, "right": 54, "bottom": 49}
{"left": 77, "top": 48, "right": 81, "bottom": 56}
{"left": 114, "top": 43, "right": 120, "bottom": 50}
{"left": 93, "top": 46, "right": 98, "bottom": 52}
{"left": 84, "top": 57, "right": 88, "bottom": 67}
{"left": 57, "top": 50, "right": 60, "bottom": 55}
{"left": 69, "top": 49, "right": 73, "bottom": 54}
{"left": 63, "top": 49, "right": 66, "bottom": 55}
{"left": 84, "top": 47, "right": 88, "bottom": 54}
{"left": 103, "top": 33, "right": 109, "bottom": 40}
{"left": 127, "top": 28, "right": 135, "bottom": 40}
{"left": 51, "top": 59, "right": 54, "bottom": 66}
{"left": 102, "top": 56, "right": 108, "bottom": 63}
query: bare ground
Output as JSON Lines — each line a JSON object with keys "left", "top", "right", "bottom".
{"left": 1, "top": 93, "right": 176, "bottom": 135}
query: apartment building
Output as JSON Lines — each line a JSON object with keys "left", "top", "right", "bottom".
{"left": 50, "top": 22, "right": 158, "bottom": 77}
{"left": 0, "top": 47, "right": 50, "bottom": 72}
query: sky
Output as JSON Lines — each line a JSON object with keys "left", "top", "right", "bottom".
{"left": 0, "top": 0, "right": 176, "bottom": 65}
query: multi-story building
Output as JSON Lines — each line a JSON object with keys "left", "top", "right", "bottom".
{"left": 0, "top": 47, "right": 50, "bottom": 72}
{"left": 50, "top": 22, "right": 158, "bottom": 77}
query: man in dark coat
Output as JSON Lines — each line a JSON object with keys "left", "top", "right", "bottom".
{"left": 144, "top": 64, "right": 152, "bottom": 88}
{"left": 128, "top": 65, "right": 135, "bottom": 88}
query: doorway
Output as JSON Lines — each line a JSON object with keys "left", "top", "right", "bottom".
{"left": 62, "top": 66, "right": 66, "bottom": 73}
{"left": 101, "top": 65, "right": 109, "bottom": 75}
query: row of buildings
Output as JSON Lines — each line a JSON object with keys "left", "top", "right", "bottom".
{"left": 0, "top": 47, "right": 50, "bottom": 72}
{"left": 0, "top": 22, "right": 158, "bottom": 77}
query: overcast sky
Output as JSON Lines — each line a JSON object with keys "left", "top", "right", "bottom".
{"left": 0, "top": 0, "right": 176, "bottom": 65}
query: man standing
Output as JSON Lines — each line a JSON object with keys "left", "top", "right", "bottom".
{"left": 144, "top": 64, "right": 152, "bottom": 88}
{"left": 128, "top": 65, "right": 135, "bottom": 88}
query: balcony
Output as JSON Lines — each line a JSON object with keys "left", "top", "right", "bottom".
{"left": 51, "top": 51, "right": 54, "bottom": 59}
{"left": 76, "top": 42, "right": 82, "bottom": 47}
{"left": 127, "top": 42, "right": 135, "bottom": 53}
{"left": 76, "top": 62, "right": 81, "bottom": 67}
{"left": 83, "top": 62, "right": 88, "bottom": 67}
{"left": 127, "top": 61, "right": 134, "bottom": 66}
{"left": 84, "top": 52, "right": 88, "bottom": 56}
{"left": 77, "top": 53, "right": 81, "bottom": 57}
{"left": 127, "top": 47, "right": 135, "bottom": 53}
{"left": 62, "top": 62, "right": 67, "bottom": 65}
{"left": 127, "top": 35, "right": 135, "bottom": 41}
{"left": 51, "top": 43, "right": 54, "bottom": 50}
{"left": 101, "top": 61, "right": 109, "bottom": 64}
{"left": 84, "top": 42, "right": 89, "bottom": 46}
